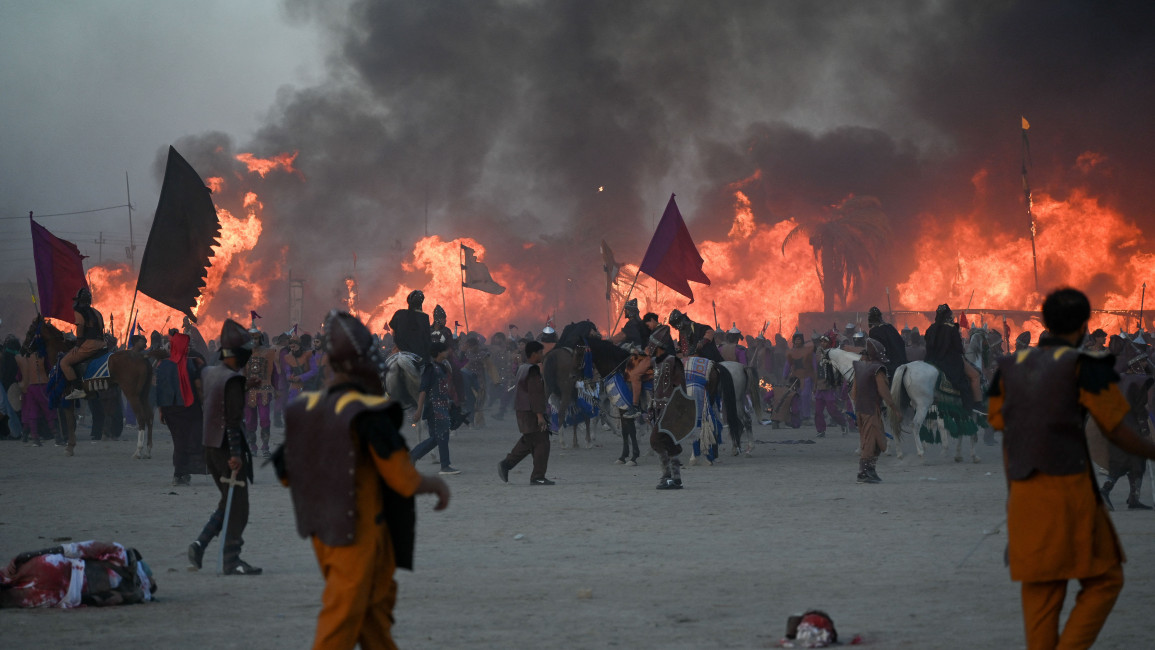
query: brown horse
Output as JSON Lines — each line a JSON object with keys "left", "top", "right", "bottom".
{"left": 543, "top": 337, "right": 632, "bottom": 449}
{"left": 24, "top": 315, "right": 154, "bottom": 459}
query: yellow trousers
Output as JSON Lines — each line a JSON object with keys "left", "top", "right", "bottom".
{"left": 311, "top": 528, "right": 398, "bottom": 650}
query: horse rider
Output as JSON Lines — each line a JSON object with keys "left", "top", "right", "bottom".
{"left": 867, "top": 306, "right": 907, "bottom": 378}
{"left": 667, "top": 309, "right": 723, "bottom": 363}
{"left": 719, "top": 326, "right": 748, "bottom": 364}
{"left": 62, "top": 287, "right": 107, "bottom": 400}
{"left": 430, "top": 305, "right": 454, "bottom": 345}
{"left": 610, "top": 299, "right": 655, "bottom": 419}
{"left": 924, "top": 304, "right": 980, "bottom": 411}
{"left": 389, "top": 290, "right": 432, "bottom": 367}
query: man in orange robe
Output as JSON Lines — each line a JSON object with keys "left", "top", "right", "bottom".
{"left": 988, "top": 288, "right": 1155, "bottom": 649}
{"left": 276, "top": 310, "right": 450, "bottom": 649}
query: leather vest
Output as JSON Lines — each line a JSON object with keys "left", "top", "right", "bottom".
{"left": 284, "top": 389, "right": 396, "bottom": 547}
{"left": 852, "top": 360, "right": 886, "bottom": 413}
{"left": 999, "top": 346, "right": 1092, "bottom": 480}
{"left": 202, "top": 365, "right": 244, "bottom": 448}
{"left": 77, "top": 306, "right": 104, "bottom": 341}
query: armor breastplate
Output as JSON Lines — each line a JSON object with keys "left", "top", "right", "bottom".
{"left": 999, "top": 346, "right": 1091, "bottom": 480}
{"left": 202, "top": 365, "right": 244, "bottom": 448}
{"left": 245, "top": 352, "right": 271, "bottom": 391}
{"left": 284, "top": 389, "right": 381, "bottom": 547}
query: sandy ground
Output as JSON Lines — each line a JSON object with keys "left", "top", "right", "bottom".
{"left": 2, "top": 413, "right": 1153, "bottom": 650}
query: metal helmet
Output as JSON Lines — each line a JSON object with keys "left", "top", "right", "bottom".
{"left": 864, "top": 338, "right": 887, "bottom": 362}
{"left": 433, "top": 304, "right": 446, "bottom": 324}
{"left": 668, "top": 309, "right": 687, "bottom": 328}
{"left": 218, "top": 319, "right": 253, "bottom": 360}
{"left": 1016, "top": 331, "right": 1032, "bottom": 347}
{"left": 74, "top": 286, "right": 92, "bottom": 305}
{"left": 324, "top": 310, "right": 384, "bottom": 394}
{"left": 624, "top": 298, "right": 639, "bottom": 318}
{"left": 407, "top": 289, "right": 425, "bottom": 309}
{"left": 792, "top": 330, "right": 804, "bottom": 343}
{"left": 868, "top": 306, "right": 883, "bottom": 325}
{"left": 647, "top": 324, "right": 675, "bottom": 355}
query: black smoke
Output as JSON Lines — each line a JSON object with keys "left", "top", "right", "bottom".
{"left": 166, "top": 0, "right": 1155, "bottom": 326}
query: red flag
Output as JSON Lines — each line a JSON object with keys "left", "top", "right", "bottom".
{"left": 30, "top": 216, "right": 88, "bottom": 321}
{"left": 639, "top": 194, "right": 710, "bottom": 303}
{"left": 958, "top": 311, "right": 969, "bottom": 329}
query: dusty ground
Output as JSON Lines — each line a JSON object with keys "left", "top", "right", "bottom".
{"left": 2, "top": 414, "right": 1153, "bottom": 649}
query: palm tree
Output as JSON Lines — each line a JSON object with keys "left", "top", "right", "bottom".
{"left": 781, "top": 195, "right": 890, "bottom": 312}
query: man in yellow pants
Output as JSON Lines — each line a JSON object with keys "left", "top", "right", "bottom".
{"left": 988, "top": 288, "right": 1155, "bottom": 649}
{"left": 277, "top": 310, "right": 450, "bottom": 649}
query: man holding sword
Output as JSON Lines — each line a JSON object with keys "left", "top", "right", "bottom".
{"left": 187, "top": 318, "right": 262, "bottom": 575}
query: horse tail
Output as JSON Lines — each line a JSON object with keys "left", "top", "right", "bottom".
{"left": 744, "top": 366, "right": 762, "bottom": 415}
{"left": 888, "top": 364, "right": 908, "bottom": 436}
{"left": 718, "top": 366, "right": 742, "bottom": 447}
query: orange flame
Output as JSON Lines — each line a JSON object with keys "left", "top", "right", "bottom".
{"left": 235, "top": 151, "right": 300, "bottom": 178}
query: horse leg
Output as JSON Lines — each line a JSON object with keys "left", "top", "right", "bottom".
{"left": 911, "top": 405, "right": 929, "bottom": 460}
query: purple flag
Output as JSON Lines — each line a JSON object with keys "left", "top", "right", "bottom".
{"left": 31, "top": 216, "right": 88, "bottom": 321}
{"left": 639, "top": 194, "right": 710, "bottom": 303}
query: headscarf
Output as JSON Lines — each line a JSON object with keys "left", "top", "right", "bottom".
{"left": 169, "top": 333, "right": 194, "bottom": 407}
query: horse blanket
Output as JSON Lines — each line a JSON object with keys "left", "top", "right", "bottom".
{"left": 920, "top": 372, "right": 981, "bottom": 443}
{"left": 552, "top": 346, "right": 601, "bottom": 428}
{"left": 683, "top": 356, "right": 722, "bottom": 447}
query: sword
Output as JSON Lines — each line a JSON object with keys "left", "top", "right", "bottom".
{"left": 217, "top": 468, "right": 245, "bottom": 574}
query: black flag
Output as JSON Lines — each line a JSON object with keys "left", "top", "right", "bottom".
{"left": 136, "top": 146, "right": 221, "bottom": 322}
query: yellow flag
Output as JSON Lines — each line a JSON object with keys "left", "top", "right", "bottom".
{"left": 1021, "top": 116, "right": 1030, "bottom": 130}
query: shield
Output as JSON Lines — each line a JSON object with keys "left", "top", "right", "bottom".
{"left": 657, "top": 385, "right": 698, "bottom": 443}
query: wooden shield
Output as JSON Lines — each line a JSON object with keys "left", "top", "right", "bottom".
{"left": 657, "top": 386, "right": 698, "bottom": 444}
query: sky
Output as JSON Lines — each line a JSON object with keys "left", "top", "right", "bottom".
{"left": 3, "top": 1, "right": 1154, "bottom": 335}
{"left": 0, "top": 0, "right": 324, "bottom": 274}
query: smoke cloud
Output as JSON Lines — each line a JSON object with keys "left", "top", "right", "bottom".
{"left": 167, "top": 0, "right": 1155, "bottom": 332}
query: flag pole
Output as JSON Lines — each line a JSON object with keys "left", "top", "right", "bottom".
{"left": 1138, "top": 282, "right": 1146, "bottom": 333}
{"left": 610, "top": 269, "right": 642, "bottom": 336}
{"left": 1022, "top": 117, "right": 1039, "bottom": 293}
{"left": 27, "top": 279, "right": 40, "bottom": 316}
{"left": 459, "top": 245, "right": 470, "bottom": 334}
{"left": 123, "top": 290, "right": 139, "bottom": 344}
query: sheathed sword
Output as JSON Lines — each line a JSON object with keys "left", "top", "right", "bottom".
{"left": 217, "top": 468, "right": 245, "bottom": 574}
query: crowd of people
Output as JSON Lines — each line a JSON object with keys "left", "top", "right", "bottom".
{"left": 5, "top": 285, "right": 1155, "bottom": 647}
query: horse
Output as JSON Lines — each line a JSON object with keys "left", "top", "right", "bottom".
{"left": 543, "top": 336, "right": 629, "bottom": 449}
{"left": 827, "top": 347, "right": 860, "bottom": 384}
{"left": 885, "top": 330, "right": 989, "bottom": 463}
{"left": 25, "top": 315, "right": 154, "bottom": 459}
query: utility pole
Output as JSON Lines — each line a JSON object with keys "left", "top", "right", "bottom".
{"left": 94, "top": 231, "right": 107, "bottom": 263}
{"left": 126, "top": 172, "right": 136, "bottom": 272}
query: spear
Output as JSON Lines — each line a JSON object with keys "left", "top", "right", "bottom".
{"left": 27, "top": 279, "right": 40, "bottom": 316}
{"left": 1138, "top": 283, "right": 1146, "bottom": 333}
{"left": 885, "top": 286, "right": 893, "bottom": 323}
{"left": 711, "top": 300, "right": 720, "bottom": 331}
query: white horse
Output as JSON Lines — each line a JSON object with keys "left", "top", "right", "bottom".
{"left": 886, "top": 338, "right": 986, "bottom": 464}
{"left": 827, "top": 348, "right": 860, "bottom": 384}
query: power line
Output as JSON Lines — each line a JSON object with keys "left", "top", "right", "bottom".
{"left": 0, "top": 204, "right": 132, "bottom": 221}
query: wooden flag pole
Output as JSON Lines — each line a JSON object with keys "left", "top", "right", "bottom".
{"left": 123, "top": 290, "right": 139, "bottom": 344}
{"left": 459, "top": 245, "right": 470, "bottom": 334}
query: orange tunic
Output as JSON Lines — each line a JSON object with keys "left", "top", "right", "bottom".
{"left": 990, "top": 380, "right": 1129, "bottom": 583}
